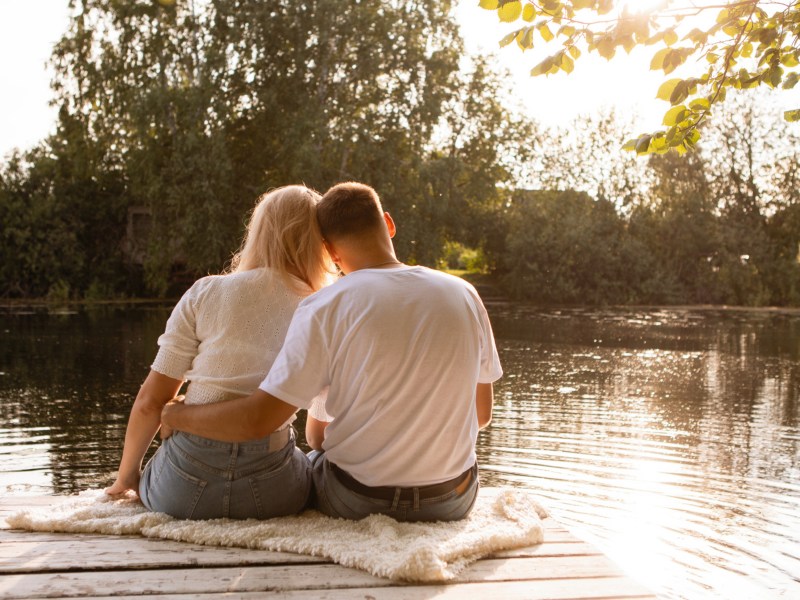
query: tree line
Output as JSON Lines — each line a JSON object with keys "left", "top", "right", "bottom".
{"left": 1, "top": 0, "right": 799, "bottom": 306}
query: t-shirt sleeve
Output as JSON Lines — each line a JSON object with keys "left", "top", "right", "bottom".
{"left": 308, "top": 387, "right": 332, "bottom": 422}
{"left": 259, "top": 302, "right": 329, "bottom": 409}
{"left": 474, "top": 294, "right": 503, "bottom": 384}
{"left": 150, "top": 282, "right": 203, "bottom": 380}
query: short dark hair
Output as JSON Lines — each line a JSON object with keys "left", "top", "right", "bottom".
{"left": 317, "top": 182, "right": 385, "bottom": 241}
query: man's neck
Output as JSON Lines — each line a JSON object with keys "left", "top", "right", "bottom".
{"left": 345, "top": 253, "right": 402, "bottom": 274}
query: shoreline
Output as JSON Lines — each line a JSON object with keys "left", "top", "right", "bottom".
{"left": 2, "top": 297, "right": 800, "bottom": 315}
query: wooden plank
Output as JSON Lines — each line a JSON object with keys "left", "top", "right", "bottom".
{"left": 0, "top": 555, "right": 632, "bottom": 599}
{"left": 272, "top": 578, "right": 658, "bottom": 600}
{"left": 3, "top": 577, "right": 657, "bottom": 600}
{"left": 0, "top": 533, "right": 599, "bottom": 574}
{"left": 0, "top": 536, "right": 322, "bottom": 573}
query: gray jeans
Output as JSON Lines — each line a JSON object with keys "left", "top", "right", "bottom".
{"left": 140, "top": 428, "right": 311, "bottom": 520}
{"left": 308, "top": 451, "right": 479, "bottom": 522}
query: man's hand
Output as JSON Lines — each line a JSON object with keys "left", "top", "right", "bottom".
{"left": 160, "top": 395, "right": 185, "bottom": 440}
{"left": 156, "top": 389, "right": 297, "bottom": 442}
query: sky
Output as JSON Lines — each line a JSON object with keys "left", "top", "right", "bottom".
{"left": 0, "top": 1, "right": 796, "bottom": 159}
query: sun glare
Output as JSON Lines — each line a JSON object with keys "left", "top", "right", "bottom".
{"left": 618, "top": 0, "right": 670, "bottom": 15}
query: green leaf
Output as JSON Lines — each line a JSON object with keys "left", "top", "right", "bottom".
{"left": 662, "top": 49, "right": 690, "bottom": 75}
{"left": 785, "top": 109, "right": 800, "bottom": 122}
{"left": 517, "top": 27, "right": 535, "bottom": 50}
{"left": 522, "top": 3, "right": 536, "bottom": 21}
{"left": 635, "top": 134, "right": 652, "bottom": 155}
{"left": 651, "top": 48, "right": 669, "bottom": 71}
{"left": 597, "top": 0, "right": 614, "bottom": 15}
{"left": 688, "top": 98, "right": 710, "bottom": 111}
{"left": 559, "top": 25, "right": 576, "bottom": 38}
{"left": 498, "top": 1, "right": 522, "bottom": 22}
{"left": 656, "top": 78, "right": 681, "bottom": 101}
{"left": 646, "top": 32, "right": 664, "bottom": 46}
{"left": 663, "top": 105, "right": 687, "bottom": 126}
{"left": 597, "top": 37, "right": 616, "bottom": 60}
{"left": 669, "top": 81, "right": 689, "bottom": 105}
{"left": 538, "top": 24, "right": 554, "bottom": 42}
{"left": 651, "top": 135, "right": 669, "bottom": 154}
{"left": 781, "top": 51, "right": 799, "bottom": 68}
{"left": 622, "top": 138, "right": 638, "bottom": 152}
{"left": 499, "top": 30, "right": 519, "bottom": 48}
{"left": 685, "top": 129, "right": 701, "bottom": 146}
{"left": 621, "top": 35, "right": 635, "bottom": 54}
{"left": 530, "top": 56, "right": 553, "bottom": 76}
{"left": 783, "top": 72, "right": 799, "bottom": 89}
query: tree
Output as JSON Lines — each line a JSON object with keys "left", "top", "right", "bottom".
{"left": 530, "top": 109, "right": 651, "bottom": 211}
{"left": 45, "top": 0, "right": 473, "bottom": 293}
{"left": 416, "top": 57, "right": 538, "bottom": 265}
{"left": 501, "top": 190, "right": 643, "bottom": 303}
{"left": 476, "top": 0, "right": 800, "bottom": 154}
{"left": 629, "top": 150, "right": 720, "bottom": 303}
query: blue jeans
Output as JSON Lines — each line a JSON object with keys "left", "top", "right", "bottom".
{"left": 140, "top": 429, "right": 311, "bottom": 520}
{"left": 308, "top": 451, "right": 479, "bottom": 522}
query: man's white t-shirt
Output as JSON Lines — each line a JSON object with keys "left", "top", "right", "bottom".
{"left": 260, "top": 265, "right": 503, "bottom": 487}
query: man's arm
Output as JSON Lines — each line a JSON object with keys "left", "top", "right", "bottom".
{"left": 161, "top": 389, "right": 298, "bottom": 442}
{"left": 476, "top": 382, "right": 493, "bottom": 429}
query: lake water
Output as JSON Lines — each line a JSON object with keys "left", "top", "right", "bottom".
{"left": 1, "top": 303, "right": 798, "bottom": 599}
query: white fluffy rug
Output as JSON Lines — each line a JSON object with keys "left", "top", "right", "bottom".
{"left": 5, "top": 488, "right": 547, "bottom": 582}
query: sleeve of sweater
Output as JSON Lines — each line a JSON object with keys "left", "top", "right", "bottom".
{"left": 150, "top": 278, "right": 209, "bottom": 380}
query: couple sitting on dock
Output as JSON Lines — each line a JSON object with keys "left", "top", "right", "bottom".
{"left": 106, "top": 182, "right": 502, "bottom": 523}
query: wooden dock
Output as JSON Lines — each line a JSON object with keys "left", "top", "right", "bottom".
{"left": 0, "top": 495, "right": 657, "bottom": 599}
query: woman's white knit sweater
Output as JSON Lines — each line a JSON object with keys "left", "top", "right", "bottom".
{"left": 151, "top": 267, "right": 309, "bottom": 406}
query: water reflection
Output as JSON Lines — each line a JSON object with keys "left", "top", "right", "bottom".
{"left": 0, "top": 305, "right": 171, "bottom": 494}
{"left": 478, "top": 306, "right": 800, "bottom": 599}
{"left": 1, "top": 304, "right": 799, "bottom": 599}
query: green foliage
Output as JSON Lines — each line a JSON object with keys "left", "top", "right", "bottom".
{"left": 500, "top": 190, "right": 641, "bottom": 304}
{"left": 5, "top": 0, "right": 526, "bottom": 297}
{"left": 493, "top": 95, "right": 800, "bottom": 306}
{"left": 440, "top": 241, "right": 488, "bottom": 272}
{"left": 0, "top": 149, "right": 85, "bottom": 298}
{"left": 526, "top": 109, "right": 650, "bottom": 209}
{"left": 4, "top": 1, "right": 800, "bottom": 308}
{"left": 478, "top": 0, "right": 800, "bottom": 154}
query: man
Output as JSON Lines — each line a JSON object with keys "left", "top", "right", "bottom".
{"left": 161, "top": 182, "right": 502, "bottom": 521}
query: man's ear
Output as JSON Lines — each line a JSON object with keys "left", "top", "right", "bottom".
{"left": 323, "top": 240, "right": 340, "bottom": 265}
{"left": 384, "top": 212, "right": 396, "bottom": 239}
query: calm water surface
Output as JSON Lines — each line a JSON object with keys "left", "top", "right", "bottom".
{"left": 1, "top": 303, "right": 799, "bottom": 599}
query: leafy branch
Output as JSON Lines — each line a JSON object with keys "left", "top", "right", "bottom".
{"left": 478, "top": 0, "right": 800, "bottom": 154}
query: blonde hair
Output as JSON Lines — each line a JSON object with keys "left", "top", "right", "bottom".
{"left": 230, "top": 185, "right": 332, "bottom": 294}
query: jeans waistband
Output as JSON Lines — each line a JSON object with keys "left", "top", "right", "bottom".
{"left": 330, "top": 463, "right": 476, "bottom": 502}
{"left": 179, "top": 427, "right": 291, "bottom": 453}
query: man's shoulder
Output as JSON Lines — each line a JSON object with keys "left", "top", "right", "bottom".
{"left": 415, "top": 267, "right": 480, "bottom": 295}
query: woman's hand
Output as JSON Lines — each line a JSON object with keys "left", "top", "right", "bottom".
{"left": 105, "top": 473, "right": 140, "bottom": 497}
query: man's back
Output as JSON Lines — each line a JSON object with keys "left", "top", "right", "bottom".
{"left": 262, "top": 265, "right": 501, "bottom": 487}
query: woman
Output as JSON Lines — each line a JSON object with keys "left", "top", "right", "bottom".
{"left": 105, "top": 185, "right": 332, "bottom": 519}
